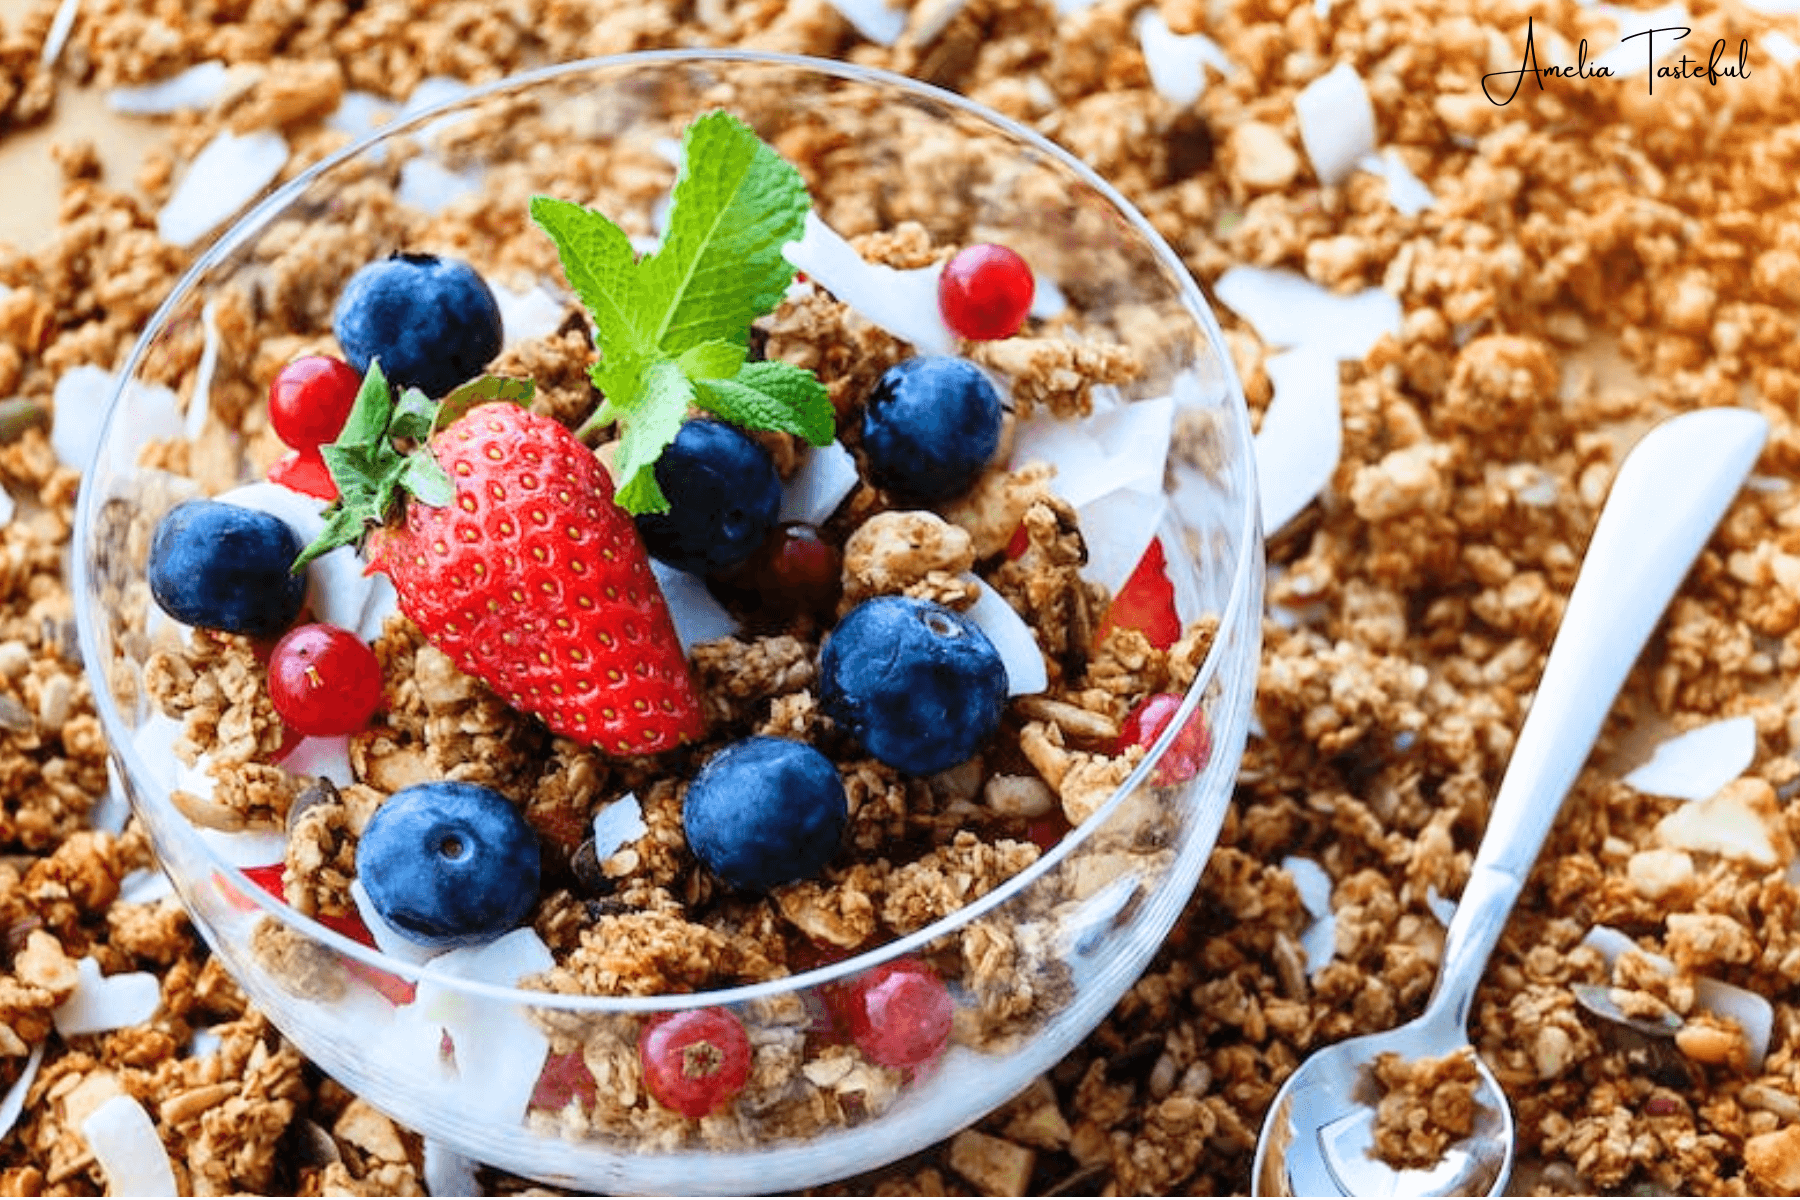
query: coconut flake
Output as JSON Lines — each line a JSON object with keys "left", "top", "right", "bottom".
{"left": 1077, "top": 490, "right": 1168, "bottom": 597}
{"left": 189, "top": 1027, "right": 223, "bottom": 1059}
{"left": 118, "top": 868, "right": 175, "bottom": 907}
{"left": 824, "top": 0, "right": 908, "bottom": 44}
{"left": 54, "top": 957, "right": 162, "bottom": 1036}
{"left": 1253, "top": 345, "right": 1342, "bottom": 534}
{"left": 88, "top": 773, "right": 131, "bottom": 835}
{"left": 1355, "top": 149, "right": 1435, "bottom": 217}
{"left": 398, "top": 157, "right": 485, "bottom": 215}
{"left": 0, "top": 1042, "right": 44, "bottom": 1141}
{"left": 40, "top": 0, "right": 78, "bottom": 69}
{"left": 592, "top": 793, "right": 648, "bottom": 861}
{"left": 1623, "top": 716, "right": 1756, "bottom": 802}
{"left": 425, "top": 1138, "right": 483, "bottom": 1197}
{"left": 349, "top": 879, "right": 441, "bottom": 966}
{"left": 158, "top": 130, "right": 290, "bottom": 249}
{"left": 492, "top": 282, "right": 566, "bottom": 348}
{"left": 1133, "top": 9, "right": 1233, "bottom": 108}
{"left": 278, "top": 734, "right": 355, "bottom": 788}
{"left": 1029, "top": 277, "right": 1067, "bottom": 321}
{"left": 53, "top": 366, "right": 182, "bottom": 473}
{"left": 108, "top": 61, "right": 230, "bottom": 114}
{"left": 414, "top": 929, "right": 555, "bottom": 1127}
{"left": 779, "top": 439, "right": 861, "bottom": 525}
{"left": 1214, "top": 265, "right": 1401, "bottom": 360}
{"left": 1592, "top": 3, "right": 1693, "bottom": 73}
{"left": 81, "top": 1094, "right": 178, "bottom": 1197}
{"left": 964, "top": 576, "right": 1048, "bottom": 696}
{"left": 1762, "top": 30, "right": 1800, "bottom": 64}
{"left": 187, "top": 299, "right": 220, "bottom": 442}
{"left": 1282, "top": 855, "right": 1337, "bottom": 976}
{"left": 197, "top": 826, "right": 290, "bottom": 868}
{"left": 1294, "top": 63, "right": 1377, "bottom": 187}
{"left": 647, "top": 560, "right": 740, "bottom": 652}
{"left": 782, "top": 212, "right": 955, "bottom": 355}
{"left": 1580, "top": 925, "right": 1773, "bottom": 1070}
{"left": 1654, "top": 779, "right": 1783, "bottom": 869}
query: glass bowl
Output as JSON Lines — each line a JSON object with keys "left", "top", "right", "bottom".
{"left": 74, "top": 50, "right": 1262, "bottom": 1194}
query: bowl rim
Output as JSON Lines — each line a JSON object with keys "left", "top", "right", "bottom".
{"left": 73, "top": 47, "right": 1261, "bottom": 1013}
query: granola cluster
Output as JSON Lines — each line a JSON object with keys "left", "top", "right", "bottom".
{"left": 3, "top": 0, "right": 1800, "bottom": 1193}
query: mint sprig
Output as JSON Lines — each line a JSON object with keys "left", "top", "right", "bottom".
{"left": 531, "top": 110, "right": 833, "bottom": 514}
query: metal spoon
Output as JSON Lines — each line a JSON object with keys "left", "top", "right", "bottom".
{"left": 1252, "top": 407, "right": 1769, "bottom": 1198}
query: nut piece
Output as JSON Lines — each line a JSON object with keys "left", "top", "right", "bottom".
{"left": 948, "top": 1129, "right": 1036, "bottom": 1195}
{"left": 1654, "top": 778, "right": 1789, "bottom": 868}
{"left": 1230, "top": 121, "right": 1301, "bottom": 190}
{"left": 1746, "top": 1126, "right": 1800, "bottom": 1194}
{"left": 1626, "top": 848, "right": 1696, "bottom": 905}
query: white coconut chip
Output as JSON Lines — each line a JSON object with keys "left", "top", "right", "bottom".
{"left": 1214, "top": 265, "right": 1401, "bottom": 360}
{"left": 1623, "top": 716, "right": 1756, "bottom": 803}
{"left": 413, "top": 929, "right": 555, "bottom": 1127}
{"left": 1580, "top": 924, "right": 1773, "bottom": 1069}
{"left": 1762, "top": 30, "right": 1800, "bottom": 65}
{"left": 647, "top": 559, "right": 740, "bottom": 653}
{"left": 157, "top": 129, "right": 290, "bottom": 249}
{"left": 1077, "top": 491, "right": 1167, "bottom": 597}
{"left": 279, "top": 734, "right": 355, "bottom": 788}
{"left": 1355, "top": 149, "right": 1435, "bottom": 217}
{"left": 87, "top": 773, "right": 131, "bottom": 835}
{"left": 52, "top": 366, "right": 182, "bottom": 473}
{"left": 81, "top": 1094, "right": 179, "bottom": 1197}
{"left": 327, "top": 90, "right": 396, "bottom": 146}
{"left": 591, "top": 793, "right": 648, "bottom": 862}
{"left": 779, "top": 439, "right": 861, "bottom": 525}
{"left": 398, "top": 157, "right": 485, "bottom": 216}
{"left": 118, "top": 868, "right": 175, "bottom": 907}
{"left": 1029, "top": 277, "right": 1067, "bottom": 321}
{"left": 39, "top": 0, "right": 79, "bottom": 69}
{"left": 961, "top": 576, "right": 1048, "bottom": 695}
{"left": 824, "top": 0, "right": 908, "bottom": 43}
{"left": 216, "top": 481, "right": 373, "bottom": 633}
{"left": 1592, "top": 3, "right": 1693, "bottom": 73}
{"left": 0, "top": 1042, "right": 44, "bottom": 1141}
{"left": 108, "top": 61, "right": 230, "bottom": 115}
{"left": 0, "top": 488, "right": 12, "bottom": 529}
{"left": 492, "top": 282, "right": 566, "bottom": 348}
{"left": 196, "top": 826, "right": 290, "bottom": 868}
{"left": 1253, "top": 346, "right": 1343, "bottom": 534}
{"left": 187, "top": 299, "right": 220, "bottom": 442}
{"left": 54, "top": 957, "right": 162, "bottom": 1036}
{"left": 129, "top": 712, "right": 188, "bottom": 793}
{"left": 425, "top": 1138, "right": 483, "bottom": 1197}
{"left": 1133, "top": 9, "right": 1233, "bottom": 108}
{"left": 1282, "top": 857, "right": 1337, "bottom": 975}
{"left": 783, "top": 212, "right": 955, "bottom": 355}
{"left": 349, "top": 879, "right": 441, "bottom": 966}
{"left": 1294, "top": 63, "right": 1377, "bottom": 188}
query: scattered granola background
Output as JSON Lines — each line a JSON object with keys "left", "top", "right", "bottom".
{"left": 3, "top": 0, "right": 1800, "bottom": 1193}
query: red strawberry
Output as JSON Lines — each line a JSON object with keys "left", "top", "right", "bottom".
{"left": 295, "top": 367, "right": 705, "bottom": 756}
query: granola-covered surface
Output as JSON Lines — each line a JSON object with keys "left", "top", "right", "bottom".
{"left": 4, "top": 0, "right": 1800, "bottom": 1193}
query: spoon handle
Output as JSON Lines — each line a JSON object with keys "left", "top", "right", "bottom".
{"left": 1425, "top": 408, "right": 1767, "bottom": 1031}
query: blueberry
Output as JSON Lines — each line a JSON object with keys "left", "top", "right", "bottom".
{"left": 148, "top": 499, "right": 308, "bottom": 638}
{"left": 332, "top": 252, "right": 503, "bottom": 398}
{"left": 356, "top": 781, "right": 541, "bottom": 949}
{"left": 819, "top": 596, "right": 1008, "bottom": 775}
{"left": 683, "top": 737, "right": 848, "bottom": 892}
{"left": 860, "top": 356, "right": 1003, "bottom": 503}
{"left": 634, "top": 419, "right": 782, "bottom": 575}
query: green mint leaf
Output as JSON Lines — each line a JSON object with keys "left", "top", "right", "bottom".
{"left": 676, "top": 338, "right": 748, "bottom": 382}
{"left": 529, "top": 195, "right": 648, "bottom": 359}
{"left": 401, "top": 453, "right": 455, "bottom": 507}
{"left": 339, "top": 359, "right": 396, "bottom": 445}
{"left": 435, "top": 375, "right": 535, "bottom": 438}
{"left": 695, "top": 359, "right": 834, "bottom": 446}
{"left": 612, "top": 360, "right": 693, "bottom": 514}
{"left": 636, "top": 111, "right": 809, "bottom": 356}
{"left": 389, "top": 386, "right": 438, "bottom": 443}
{"left": 294, "top": 506, "right": 371, "bottom": 572}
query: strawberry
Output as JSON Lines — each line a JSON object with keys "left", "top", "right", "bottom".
{"left": 294, "top": 364, "right": 705, "bottom": 756}
{"left": 1096, "top": 536, "right": 1181, "bottom": 650}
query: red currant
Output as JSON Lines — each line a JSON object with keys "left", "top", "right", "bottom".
{"left": 269, "top": 355, "right": 361, "bottom": 451}
{"left": 938, "top": 243, "right": 1035, "bottom": 341}
{"left": 832, "top": 957, "right": 954, "bottom": 1071}
{"left": 266, "top": 623, "right": 384, "bottom": 737}
{"left": 713, "top": 522, "right": 843, "bottom": 624}
{"left": 1118, "top": 692, "right": 1212, "bottom": 786}
{"left": 639, "top": 1007, "right": 753, "bottom": 1119}
{"left": 268, "top": 446, "right": 339, "bottom": 501}
{"left": 1096, "top": 537, "right": 1181, "bottom": 650}
{"left": 1024, "top": 809, "right": 1072, "bottom": 853}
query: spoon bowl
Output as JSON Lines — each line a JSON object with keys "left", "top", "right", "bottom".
{"left": 1252, "top": 406, "right": 1769, "bottom": 1198}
